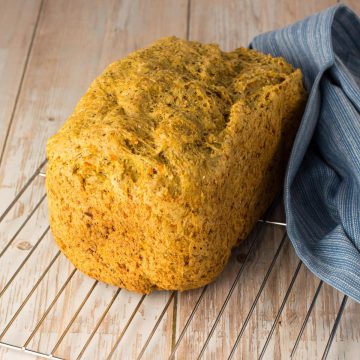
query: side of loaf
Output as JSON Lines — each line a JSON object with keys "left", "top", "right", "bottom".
{"left": 46, "top": 37, "right": 306, "bottom": 293}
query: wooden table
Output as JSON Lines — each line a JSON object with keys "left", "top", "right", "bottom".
{"left": 0, "top": 1, "right": 359, "bottom": 359}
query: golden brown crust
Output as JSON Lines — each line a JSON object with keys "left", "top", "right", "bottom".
{"left": 46, "top": 37, "right": 306, "bottom": 293}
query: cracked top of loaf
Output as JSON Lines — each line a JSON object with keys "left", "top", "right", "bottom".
{"left": 47, "top": 36, "right": 300, "bottom": 202}
{"left": 46, "top": 37, "right": 306, "bottom": 293}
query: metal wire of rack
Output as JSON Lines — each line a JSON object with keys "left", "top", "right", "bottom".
{"left": 0, "top": 162, "right": 350, "bottom": 360}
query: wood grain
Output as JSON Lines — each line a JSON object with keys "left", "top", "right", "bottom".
{"left": 1, "top": 1, "right": 359, "bottom": 360}
{"left": 0, "top": 0, "right": 42, "bottom": 164}
{"left": 189, "top": 0, "right": 337, "bottom": 49}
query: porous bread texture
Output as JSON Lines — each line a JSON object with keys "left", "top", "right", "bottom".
{"left": 46, "top": 37, "right": 306, "bottom": 293}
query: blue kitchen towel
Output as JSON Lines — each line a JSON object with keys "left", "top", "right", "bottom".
{"left": 251, "top": 4, "right": 360, "bottom": 303}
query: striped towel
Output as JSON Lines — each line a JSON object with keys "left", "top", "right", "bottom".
{"left": 251, "top": 4, "right": 360, "bottom": 303}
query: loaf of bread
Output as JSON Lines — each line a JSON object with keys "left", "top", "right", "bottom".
{"left": 46, "top": 37, "right": 306, "bottom": 293}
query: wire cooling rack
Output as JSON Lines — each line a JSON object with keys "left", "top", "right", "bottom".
{"left": 0, "top": 160, "right": 354, "bottom": 360}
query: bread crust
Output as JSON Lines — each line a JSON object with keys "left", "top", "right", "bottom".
{"left": 46, "top": 37, "right": 306, "bottom": 293}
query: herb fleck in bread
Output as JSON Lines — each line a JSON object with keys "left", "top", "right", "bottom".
{"left": 46, "top": 37, "right": 306, "bottom": 293}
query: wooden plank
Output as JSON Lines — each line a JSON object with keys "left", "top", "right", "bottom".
{"left": 0, "top": 0, "right": 188, "bottom": 215}
{"left": 0, "top": 0, "right": 42, "bottom": 163}
{"left": 0, "top": 350, "right": 35, "bottom": 360}
{"left": 0, "top": 171, "right": 46, "bottom": 255}
{"left": 289, "top": 283, "right": 359, "bottom": 360}
{"left": 265, "top": 273, "right": 344, "bottom": 359}
{"left": 327, "top": 298, "right": 360, "bottom": 360}
{"left": 188, "top": 0, "right": 336, "bottom": 50}
{"left": 0, "top": 165, "right": 46, "bottom": 360}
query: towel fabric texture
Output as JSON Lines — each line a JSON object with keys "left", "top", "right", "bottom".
{"left": 251, "top": 4, "right": 360, "bottom": 302}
